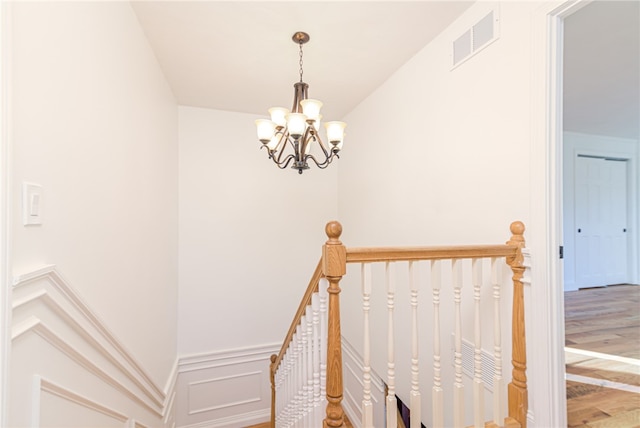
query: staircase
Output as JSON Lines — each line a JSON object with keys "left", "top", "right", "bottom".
{"left": 270, "top": 221, "right": 528, "bottom": 428}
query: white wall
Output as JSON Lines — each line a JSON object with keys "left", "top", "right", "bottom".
{"left": 0, "top": 3, "right": 11, "bottom": 426}
{"left": 176, "top": 106, "right": 338, "bottom": 426}
{"left": 337, "top": 2, "right": 540, "bottom": 426}
{"left": 177, "top": 106, "right": 338, "bottom": 354}
{"left": 10, "top": 2, "right": 178, "bottom": 425}
{"left": 338, "top": 1, "right": 531, "bottom": 246}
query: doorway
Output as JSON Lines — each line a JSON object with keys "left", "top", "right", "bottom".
{"left": 561, "top": 2, "right": 640, "bottom": 426}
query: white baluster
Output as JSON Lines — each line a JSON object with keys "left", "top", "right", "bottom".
{"left": 279, "top": 351, "right": 286, "bottom": 426}
{"left": 361, "top": 263, "right": 374, "bottom": 428}
{"left": 294, "top": 329, "right": 302, "bottom": 427}
{"left": 298, "top": 322, "right": 306, "bottom": 428}
{"left": 275, "top": 364, "right": 281, "bottom": 427}
{"left": 299, "top": 319, "right": 306, "bottom": 427}
{"left": 491, "top": 258, "right": 504, "bottom": 425}
{"left": 319, "top": 278, "right": 328, "bottom": 408}
{"left": 386, "top": 262, "right": 397, "bottom": 428}
{"left": 305, "top": 305, "right": 314, "bottom": 426}
{"left": 472, "top": 259, "right": 485, "bottom": 427}
{"left": 453, "top": 259, "right": 464, "bottom": 428}
{"left": 311, "top": 293, "right": 321, "bottom": 423}
{"left": 287, "top": 344, "right": 294, "bottom": 427}
{"left": 409, "top": 261, "right": 421, "bottom": 428}
{"left": 290, "top": 329, "right": 300, "bottom": 427}
{"left": 284, "top": 344, "right": 292, "bottom": 427}
{"left": 431, "top": 260, "right": 443, "bottom": 428}
{"left": 299, "top": 315, "right": 307, "bottom": 427}
{"left": 276, "top": 365, "right": 282, "bottom": 427}
{"left": 280, "top": 364, "right": 286, "bottom": 427}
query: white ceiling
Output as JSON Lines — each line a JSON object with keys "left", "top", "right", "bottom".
{"left": 564, "top": 1, "right": 639, "bottom": 140}
{"left": 130, "top": 1, "right": 474, "bottom": 121}
{"left": 131, "top": 1, "right": 639, "bottom": 140}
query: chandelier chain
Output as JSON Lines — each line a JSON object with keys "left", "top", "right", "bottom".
{"left": 298, "top": 41, "right": 304, "bottom": 82}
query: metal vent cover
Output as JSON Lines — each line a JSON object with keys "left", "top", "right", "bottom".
{"left": 452, "top": 10, "right": 498, "bottom": 68}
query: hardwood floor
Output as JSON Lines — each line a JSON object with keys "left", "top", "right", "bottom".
{"left": 565, "top": 284, "right": 640, "bottom": 427}
{"left": 244, "top": 414, "right": 354, "bottom": 428}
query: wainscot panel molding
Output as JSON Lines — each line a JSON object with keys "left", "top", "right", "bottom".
{"left": 10, "top": 265, "right": 177, "bottom": 427}
{"left": 34, "top": 376, "right": 129, "bottom": 427}
{"left": 342, "top": 337, "right": 385, "bottom": 428}
{"left": 175, "top": 344, "right": 279, "bottom": 428}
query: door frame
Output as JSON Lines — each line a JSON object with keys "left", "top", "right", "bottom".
{"left": 530, "top": 1, "right": 592, "bottom": 426}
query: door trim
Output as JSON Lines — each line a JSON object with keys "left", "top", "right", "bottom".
{"left": 530, "top": 1, "right": 592, "bottom": 426}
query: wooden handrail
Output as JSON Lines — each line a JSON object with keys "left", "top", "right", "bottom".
{"left": 346, "top": 244, "right": 517, "bottom": 263}
{"left": 271, "top": 259, "right": 324, "bottom": 372}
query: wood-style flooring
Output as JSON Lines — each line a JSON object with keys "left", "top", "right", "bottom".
{"left": 565, "top": 284, "right": 640, "bottom": 428}
{"left": 245, "top": 414, "right": 354, "bottom": 428}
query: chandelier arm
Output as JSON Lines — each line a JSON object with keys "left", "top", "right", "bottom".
{"left": 299, "top": 126, "right": 315, "bottom": 157}
{"left": 310, "top": 130, "right": 333, "bottom": 159}
{"left": 274, "top": 134, "right": 296, "bottom": 165}
{"left": 274, "top": 154, "right": 296, "bottom": 170}
{"left": 304, "top": 152, "right": 336, "bottom": 169}
{"left": 272, "top": 131, "right": 288, "bottom": 160}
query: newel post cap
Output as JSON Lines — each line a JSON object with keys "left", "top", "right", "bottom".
{"left": 507, "top": 220, "right": 526, "bottom": 267}
{"left": 323, "top": 221, "right": 346, "bottom": 277}
{"left": 325, "top": 221, "right": 343, "bottom": 244}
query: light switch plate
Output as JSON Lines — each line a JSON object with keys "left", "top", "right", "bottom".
{"left": 23, "top": 182, "right": 43, "bottom": 226}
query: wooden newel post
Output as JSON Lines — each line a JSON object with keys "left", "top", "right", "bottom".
{"left": 270, "top": 354, "right": 277, "bottom": 428}
{"left": 506, "top": 221, "right": 528, "bottom": 428}
{"left": 323, "top": 221, "right": 347, "bottom": 428}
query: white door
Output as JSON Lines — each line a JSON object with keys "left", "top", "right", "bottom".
{"left": 573, "top": 156, "right": 629, "bottom": 288}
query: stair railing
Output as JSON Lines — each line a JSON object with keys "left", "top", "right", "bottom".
{"left": 271, "top": 220, "right": 528, "bottom": 428}
{"left": 270, "top": 260, "right": 327, "bottom": 427}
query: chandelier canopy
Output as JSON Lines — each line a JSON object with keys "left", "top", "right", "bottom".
{"left": 255, "top": 32, "right": 346, "bottom": 174}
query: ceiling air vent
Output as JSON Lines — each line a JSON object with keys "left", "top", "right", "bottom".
{"left": 452, "top": 10, "right": 498, "bottom": 68}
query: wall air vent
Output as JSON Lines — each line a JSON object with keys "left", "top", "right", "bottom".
{"left": 451, "top": 334, "right": 495, "bottom": 391}
{"left": 452, "top": 10, "right": 499, "bottom": 68}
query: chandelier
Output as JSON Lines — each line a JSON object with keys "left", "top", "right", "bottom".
{"left": 255, "top": 32, "right": 346, "bottom": 174}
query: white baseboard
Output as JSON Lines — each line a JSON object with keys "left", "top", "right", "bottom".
{"left": 175, "top": 343, "right": 279, "bottom": 428}
{"left": 178, "top": 408, "right": 270, "bottom": 428}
